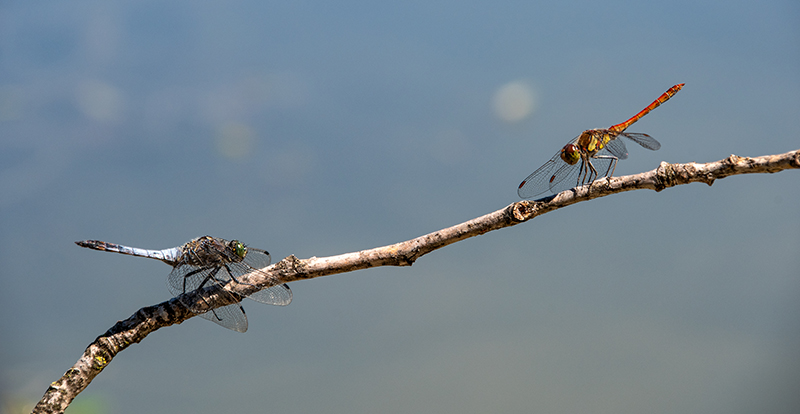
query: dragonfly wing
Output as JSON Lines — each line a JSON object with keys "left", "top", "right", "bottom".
{"left": 168, "top": 265, "right": 223, "bottom": 297}
{"left": 168, "top": 264, "right": 238, "bottom": 314}
{"left": 228, "top": 252, "right": 293, "bottom": 306}
{"left": 242, "top": 247, "right": 271, "bottom": 268}
{"left": 247, "top": 284, "right": 293, "bottom": 306}
{"left": 170, "top": 264, "right": 250, "bottom": 332}
{"left": 620, "top": 132, "right": 661, "bottom": 151}
{"left": 547, "top": 159, "right": 584, "bottom": 194}
{"left": 604, "top": 138, "right": 628, "bottom": 160}
{"left": 199, "top": 302, "right": 249, "bottom": 333}
{"left": 517, "top": 152, "right": 564, "bottom": 198}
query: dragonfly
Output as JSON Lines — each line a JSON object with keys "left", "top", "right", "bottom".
{"left": 75, "top": 236, "right": 292, "bottom": 332}
{"left": 517, "top": 83, "right": 684, "bottom": 199}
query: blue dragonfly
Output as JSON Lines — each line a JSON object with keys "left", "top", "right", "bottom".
{"left": 76, "top": 236, "right": 291, "bottom": 332}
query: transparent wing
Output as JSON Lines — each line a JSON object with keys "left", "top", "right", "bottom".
{"left": 518, "top": 150, "right": 620, "bottom": 198}
{"left": 517, "top": 151, "right": 567, "bottom": 199}
{"left": 230, "top": 248, "right": 293, "bottom": 306}
{"left": 547, "top": 158, "right": 584, "bottom": 193}
{"left": 604, "top": 137, "right": 629, "bottom": 160}
{"left": 552, "top": 156, "right": 616, "bottom": 192}
{"left": 620, "top": 132, "right": 661, "bottom": 151}
{"left": 168, "top": 265, "right": 227, "bottom": 297}
{"left": 223, "top": 262, "right": 293, "bottom": 306}
{"left": 169, "top": 265, "right": 250, "bottom": 332}
{"left": 247, "top": 283, "right": 292, "bottom": 306}
{"left": 199, "top": 302, "right": 248, "bottom": 333}
{"left": 242, "top": 247, "right": 271, "bottom": 268}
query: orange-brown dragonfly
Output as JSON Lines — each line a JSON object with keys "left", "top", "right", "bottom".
{"left": 517, "top": 83, "right": 683, "bottom": 199}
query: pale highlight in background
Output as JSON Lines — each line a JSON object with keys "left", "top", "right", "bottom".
{"left": 76, "top": 80, "right": 125, "bottom": 123}
{"left": 492, "top": 81, "right": 537, "bottom": 122}
{"left": 216, "top": 122, "right": 255, "bottom": 159}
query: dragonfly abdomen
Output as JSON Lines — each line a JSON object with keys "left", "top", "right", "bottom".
{"left": 609, "top": 83, "right": 684, "bottom": 133}
{"left": 75, "top": 240, "right": 182, "bottom": 265}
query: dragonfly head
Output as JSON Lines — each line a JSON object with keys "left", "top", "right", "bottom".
{"left": 560, "top": 144, "right": 581, "bottom": 165}
{"left": 231, "top": 240, "right": 247, "bottom": 258}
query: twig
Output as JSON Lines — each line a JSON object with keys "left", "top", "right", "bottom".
{"left": 32, "top": 149, "right": 800, "bottom": 414}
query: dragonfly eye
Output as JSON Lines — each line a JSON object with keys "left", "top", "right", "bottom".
{"left": 560, "top": 144, "right": 581, "bottom": 165}
{"left": 232, "top": 241, "right": 247, "bottom": 258}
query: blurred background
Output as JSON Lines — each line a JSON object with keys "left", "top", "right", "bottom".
{"left": 1, "top": 1, "right": 798, "bottom": 413}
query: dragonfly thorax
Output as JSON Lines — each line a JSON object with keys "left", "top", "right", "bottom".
{"left": 577, "top": 129, "right": 619, "bottom": 156}
{"left": 178, "top": 236, "right": 247, "bottom": 266}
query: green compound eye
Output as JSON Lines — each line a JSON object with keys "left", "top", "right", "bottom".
{"left": 233, "top": 241, "right": 247, "bottom": 258}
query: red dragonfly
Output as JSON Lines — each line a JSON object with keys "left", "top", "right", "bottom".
{"left": 517, "top": 83, "right": 684, "bottom": 199}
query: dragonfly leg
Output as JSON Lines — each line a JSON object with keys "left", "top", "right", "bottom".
{"left": 195, "top": 266, "right": 222, "bottom": 291}
{"left": 593, "top": 154, "right": 619, "bottom": 180}
{"left": 207, "top": 305, "right": 224, "bottom": 322}
{"left": 607, "top": 158, "right": 618, "bottom": 178}
{"left": 576, "top": 158, "right": 588, "bottom": 187}
{"left": 225, "top": 264, "right": 245, "bottom": 285}
{"left": 181, "top": 266, "right": 207, "bottom": 294}
{"left": 586, "top": 159, "right": 599, "bottom": 187}
{"left": 194, "top": 267, "right": 228, "bottom": 321}
{"left": 222, "top": 263, "right": 266, "bottom": 288}
{"left": 178, "top": 266, "right": 225, "bottom": 319}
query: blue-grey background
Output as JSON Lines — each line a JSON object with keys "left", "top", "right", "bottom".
{"left": 2, "top": 1, "right": 798, "bottom": 413}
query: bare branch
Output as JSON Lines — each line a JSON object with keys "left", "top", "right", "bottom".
{"left": 32, "top": 149, "right": 799, "bottom": 414}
